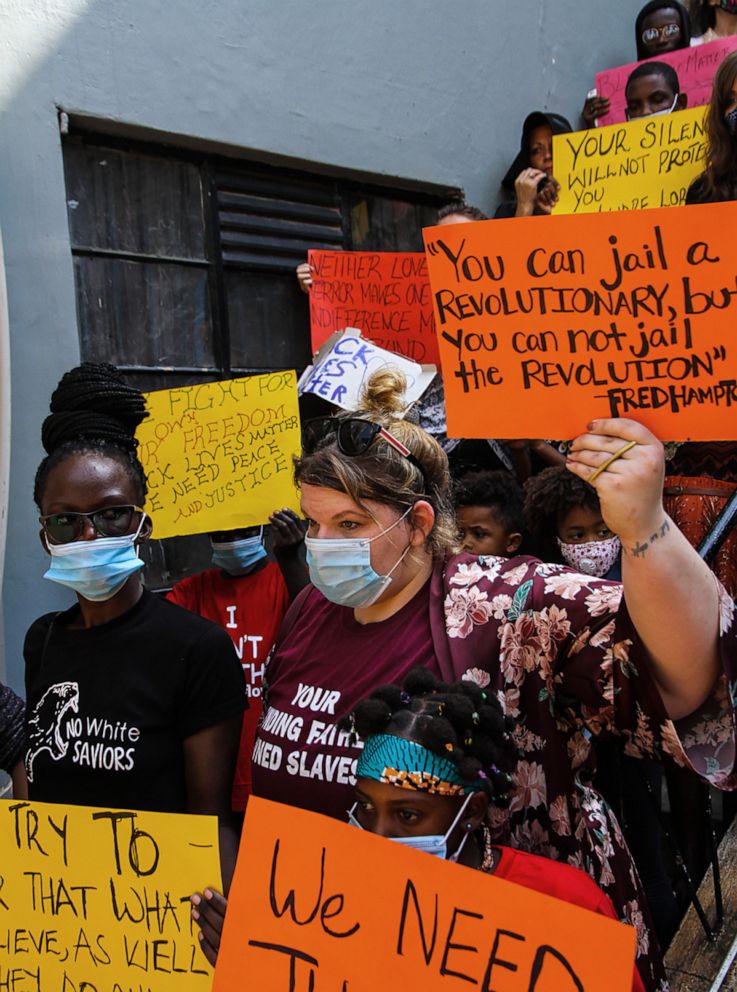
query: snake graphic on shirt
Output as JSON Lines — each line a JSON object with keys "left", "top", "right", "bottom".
{"left": 25, "top": 681, "right": 79, "bottom": 782}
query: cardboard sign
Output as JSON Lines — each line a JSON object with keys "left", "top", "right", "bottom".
{"left": 595, "top": 37, "right": 737, "bottom": 128}
{"left": 214, "top": 797, "right": 636, "bottom": 991}
{"left": 553, "top": 106, "right": 706, "bottom": 214}
{"left": 0, "top": 798, "right": 220, "bottom": 991}
{"left": 298, "top": 329, "right": 436, "bottom": 413}
{"left": 308, "top": 250, "right": 438, "bottom": 364}
{"left": 136, "top": 372, "right": 301, "bottom": 539}
{"left": 422, "top": 204, "right": 737, "bottom": 440}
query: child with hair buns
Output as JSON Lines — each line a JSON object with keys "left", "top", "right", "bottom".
{"left": 191, "top": 668, "right": 646, "bottom": 990}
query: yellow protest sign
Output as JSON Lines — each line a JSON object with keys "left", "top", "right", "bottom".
{"left": 0, "top": 799, "right": 220, "bottom": 991}
{"left": 136, "top": 372, "right": 301, "bottom": 539}
{"left": 554, "top": 106, "right": 707, "bottom": 214}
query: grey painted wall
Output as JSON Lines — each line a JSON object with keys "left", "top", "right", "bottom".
{"left": 0, "top": 0, "right": 642, "bottom": 691}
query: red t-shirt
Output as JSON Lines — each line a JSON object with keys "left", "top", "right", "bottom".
{"left": 167, "top": 561, "right": 289, "bottom": 809}
{"left": 252, "top": 581, "right": 435, "bottom": 820}
{"left": 495, "top": 847, "right": 645, "bottom": 992}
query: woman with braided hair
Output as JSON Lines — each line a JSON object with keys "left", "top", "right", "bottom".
{"left": 24, "top": 363, "right": 246, "bottom": 885}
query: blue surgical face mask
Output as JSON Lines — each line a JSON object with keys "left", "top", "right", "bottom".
{"left": 44, "top": 514, "right": 146, "bottom": 602}
{"left": 305, "top": 508, "right": 412, "bottom": 608}
{"left": 347, "top": 792, "right": 474, "bottom": 862}
{"left": 211, "top": 529, "right": 267, "bottom": 574}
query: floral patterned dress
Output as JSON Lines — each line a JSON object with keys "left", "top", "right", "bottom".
{"left": 433, "top": 554, "right": 736, "bottom": 992}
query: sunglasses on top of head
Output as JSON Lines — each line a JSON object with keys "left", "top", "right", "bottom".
{"left": 302, "top": 417, "right": 429, "bottom": 489}
{"left": 40, "top": 505, "right": 145, "bottom": 544}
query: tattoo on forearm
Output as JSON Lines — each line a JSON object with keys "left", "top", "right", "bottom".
{"left": 626, "top": 518, "right": 670, "bottom": 559}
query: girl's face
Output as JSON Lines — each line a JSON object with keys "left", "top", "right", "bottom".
{"left": 556, "top": 505, "right": 613, "bottom": 544}
{"left": 301, "top": 483, "right": 432, "bottom": 599}
{"left": 528, "top": 124, "right": 553, "bottom": 176}
{"left": 640, "top": 7, "right": 683, "bottom": 56}
{"left": 39, "top": 452, "right": 148, "bottom": 549}
{"left": 353, "top": 777, "right": 469, "bottom": 842}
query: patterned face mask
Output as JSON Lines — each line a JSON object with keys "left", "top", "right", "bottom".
{"left": 557, "top": 536, "right": 622, "bottom": 578}
{"left": 725, "top": 107, "right": 737, "bottom": 135}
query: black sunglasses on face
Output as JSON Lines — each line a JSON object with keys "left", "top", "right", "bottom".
{"left": 302, "top": 417, "right": 429, "bottom": 488}
{"left": 40, "top": 504, "right": 144, "bottom": 544}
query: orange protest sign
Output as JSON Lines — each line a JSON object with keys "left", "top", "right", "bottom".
{"left": 213, "top": 797, "right": 636, "bottom": 992}
{"left": 308, "top": 250, "right": 438, "bottom": 364}
{"left": 422, "top": 203, "right": 737, "bottom": 440}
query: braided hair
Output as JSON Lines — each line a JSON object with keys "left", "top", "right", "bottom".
{"left": 342, "top": 667, "right": 518, "bottom": 806}
{"left": 34, "top": 363, "right": 149, "bottom": 508}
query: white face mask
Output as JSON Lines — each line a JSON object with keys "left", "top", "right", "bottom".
{"left": 557, "top": 535, "right": 621, "bottom": 578}
{"left": 348, "top": 793, "right": 475, "bottom": 862}
{"left": 627, "top": 91, "right": 679, "bottom": 120}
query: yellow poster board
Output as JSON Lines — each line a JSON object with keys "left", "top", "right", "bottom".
{"left": 136, "top": 372, "right": 302, "bottom": 539}
{"left": 554, "top": 106, "right": 707, "bottom": 214}
{"left": 0, "top": 798, "right": 220, "bottom": 991}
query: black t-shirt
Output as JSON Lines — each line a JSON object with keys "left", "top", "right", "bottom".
{"left": 24, "top": 591, "right": 246, "bottom": 812}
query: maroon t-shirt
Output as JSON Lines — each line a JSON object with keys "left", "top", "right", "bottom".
{"left": 252, "top": 581, "right": 435, "bottom": 819}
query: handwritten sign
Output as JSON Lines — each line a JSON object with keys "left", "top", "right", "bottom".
{"left": 595, "top": 37, "right": 737, "bottom": 127}
{"left": 136, "top": 372, "right": 301, "bottom": 539}
{"left": 0, "top": 798, "right": 219, "bottom": 991}
{"left": 308, "top": 250, "right": 438, "bottom": 364}
{"left": 553, "top": 106, "right": 706, "bottom": 214}
{"left": 422, "top": 204, "right": 737, "bottom": 440}
{"left": 298, "top": 330, "right": 436, "bottom": 413}
{"left": 214, "top": 797, "right": 636, "bottom": 991}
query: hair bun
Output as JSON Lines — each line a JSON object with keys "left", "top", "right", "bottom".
{"left": 41, "top": 363, "right": 148, "bottom": 454}
{"left": 358, "top": 368, "right": 408, "bottom": 418}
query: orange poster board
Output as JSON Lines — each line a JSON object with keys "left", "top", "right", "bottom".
{"left": 213, "top": 797, "right": 636, "bottom": 991}
{"left": 309, "top": 250, "right": 439, "bottom": 364}
{"left": 422, "top": 203, "right": 737, "bottom": 440}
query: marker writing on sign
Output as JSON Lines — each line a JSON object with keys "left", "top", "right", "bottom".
{"left": 396, "top": 877, "right": 585, "bottom": 990}
{"left": 247, "top": 838, "right": 359, "bottom": 991}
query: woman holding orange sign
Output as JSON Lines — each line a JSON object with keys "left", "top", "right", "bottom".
{"left": 245, "top": 368, "right": 735, "bottom": 990}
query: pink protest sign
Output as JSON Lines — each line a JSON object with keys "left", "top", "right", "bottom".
{"left": 595, "top": 36, "right": 737, "bottom": 127}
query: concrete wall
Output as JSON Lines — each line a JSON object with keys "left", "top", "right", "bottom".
{"left": 0, "top": 0, "right": 642, "bottom": 691}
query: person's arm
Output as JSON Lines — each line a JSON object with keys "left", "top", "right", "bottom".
{"left": 581, "top": 93, "right": 610, "bottom": 129}
{"left": 269, "top": 509, "right": 309, "bottom": 601}
{"left": 513, "top": 169, "right": 545, "bottom": 217}
{"left": 296, "top": 262, "right": 313, "bottom": 294}
{"left": 505, "top": 440, "right": 566, "bottom": 483}
{"left": 191, "top": 888, "right": 227, "bottom": 966}
{"left": 184, "top": 715, "right": 243, "bottom": 892}
{"left": 11, "top": 760, "right": 28, "bottom": 799}
{"left": 567, "top": 418, "right": 721, "bottom": 720}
